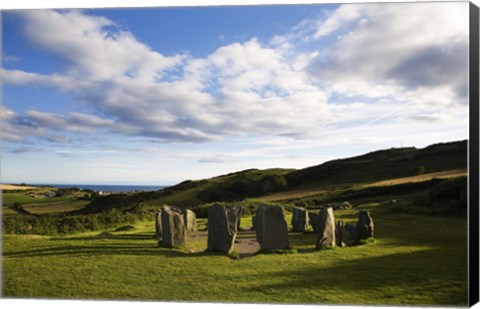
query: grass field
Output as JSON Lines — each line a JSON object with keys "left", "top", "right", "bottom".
{"left": 261, "top": 169, "right": 467, "bottom": 202}
{"left": 1, "top": 142, "right": 469, "bottom": 305}
{"left": 22, "top": 200, "right": 90, "bottom": 215}
{"left": 2, "top": 188, "right": 90, "bottom": 216}
{"left": 2, "top": 205, "right": 468, "bottom": 305}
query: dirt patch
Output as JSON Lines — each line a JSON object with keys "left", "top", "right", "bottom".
{"left": 187, "top": 229, "right": 259, "bottom": 258}
{"left": 235, "top": 237, "right": 260, "bottom": 258}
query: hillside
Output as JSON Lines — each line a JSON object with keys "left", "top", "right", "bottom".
{"left": 78, "top": 168, "right": 294, "bottom": 213}
{"left": 77, "top": 140, "right": 467, "bottom": 214}
{"left": 284, "top": 140, "right": 467, "bottom": 187}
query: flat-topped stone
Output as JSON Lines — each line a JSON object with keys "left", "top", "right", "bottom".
{"left": 161, "top": 206, "right": 186, "bottom": 247}
{"left": 255, "top": 205, "right": 290, "bottom": 251}
{"left": 309, "top": 212, "right": 320, "bottom": 233}
{"left": 207, "top": 203, "right": 238, "bottom": 254}
{"left": 292, "top": 207, "right": 309, "bottom": 232}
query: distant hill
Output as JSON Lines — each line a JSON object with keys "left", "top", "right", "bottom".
{"left": 77, "top": 140, "right": 467, "bottom": 214}
{"left": 284, "top": 140, "right": 467, "bottom": 187}
{"left": 78, "top": 168, "right": 293, "bottom": 214}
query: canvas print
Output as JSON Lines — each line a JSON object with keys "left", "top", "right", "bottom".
{"left": 1, "top": 1, "right": 478, "bottom": 307}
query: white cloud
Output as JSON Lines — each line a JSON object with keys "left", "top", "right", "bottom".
{"left": 18, "top": 10, "right": 184, "bottom": 82}
{"left": 26, "top": 110, "right": 113, "bottom": 132}
{"left": 307, "top": 2, "right": 469, "bottom": 101}
{"left": 2, "top": 3, "right": 470, "bottom": 148}
{"left": 1, "top": 106, "right": 46, "bottom": 142}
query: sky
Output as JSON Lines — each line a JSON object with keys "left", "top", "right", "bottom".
{"left": 0, "top": 1, "right": 471, "bottom": 185}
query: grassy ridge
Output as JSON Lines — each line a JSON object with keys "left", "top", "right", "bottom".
{"left": 2, "top": 207, "right": 468, "bottom": 305}
{"left": 78, "top": 140, "right": 467, "bottom": 214}
{"left": 285, "top": 140, "right": 466, "bottom": 187}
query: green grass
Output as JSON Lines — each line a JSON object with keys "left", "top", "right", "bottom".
{"left": 2, "top": 189, "right": 91, "bottom": 216}
{"left": 2, "top": 192, "right": 76, "bottom": 207}
{"left": 1, "top": 141, "right": 469, "bottom": 304}
{"left": 22, "top": 200, "right": 90, "bottom": 215}
{"left": 2, "top": 207, "right": 468, "bottom": 305}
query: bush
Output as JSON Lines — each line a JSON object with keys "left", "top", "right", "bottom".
{"left": 428, "top": 177, "right": 467, "bottom": 216}
{"left": 2, "top": 208, "right": 155, "bottom": 236}
{"left": 411, "top": 165, "right": 426, "bottom": 176}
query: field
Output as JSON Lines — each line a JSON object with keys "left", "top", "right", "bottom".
{"left": 1, "top": 141, "right": 469, "bottom": 305}
{"left": 2, "top": 205, "right": 467, "bottom": 305}
{"left": 2, "top": 187, "right": 91, "bottom": 216}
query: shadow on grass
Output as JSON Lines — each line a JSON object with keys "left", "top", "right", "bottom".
{"left": 49, "top": 233, "right": 155, "bottom": 241}
{"left": 4, "top": 231, "right": 232, "bottom": 260}
{"left": 3, "top": 242, "right": 244, "bottom": 260}
{"left": 240, "top": 247, "right": 468, "bottom": 305}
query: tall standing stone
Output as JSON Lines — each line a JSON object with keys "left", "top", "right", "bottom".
{"left": 355, "top": 210, "right": 374, "bottom": 243}
{"left": 161, "top": 206, "right": 186, "bottom": 247}
{"left": 345, "top": 223, "right": 357, "bottom": 241}
{"left": 184, "top": 209, "right": 197, "bottom": 232}
{"left": 155, "top": 210, "right": 162, "bottom": 241}
{"left": 315, "top": 207, "right": 336, "bottom": 250}
{"left": 335, "top": 220, "right": 347, "bottom": 247}
{"left": 255, "top": 205, "right": 290, "bottom": 251}
{"left": 207, "top": 203, "right": 237, "bottom": 254}
{"left": 231, "top": 205, "right": 243, "bottom": 230}
{"left": 309, "top": 211, "right": 320, "bottom": 233}
{"left": 292, "top": 207, "right": 309, "bottom": 232}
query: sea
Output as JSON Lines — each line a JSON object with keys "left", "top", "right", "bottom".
{"left": 42, "top": 184, "right": 167, "bottom": 193}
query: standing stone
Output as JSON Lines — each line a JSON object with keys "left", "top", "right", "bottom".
{"left": 207, "top": 203, "right": 237, "bottom": 254}
{"left": 183, "top": 209, "right": 197, "bottom": 232}
{"left": 291, "top": 207, "right": 309, "bottom": 232}
{"left": 345, "top": 223, "right": 357, "bottom": 241}
{"left": 355, "top": 210, "right": 374, "bottom": 243}
{"left": 309, "top": 212, "right": 320, "bottom": 233}
{"left": 161, "top": 206, "right": 186, "bottom": 247}
{"left": 255, "top": 205, "right": 290, "bottom": 251}
{"left": 155, "top": 210, "right": 162, "bottom": 241}
{"left": 231, "top": 205, "right": 243, "bottom": 230}
{"left": 315, "top": 207, "right": 336, "bottom": 250}
{"left": 251, "top": 215, "right": 257, "bottom": 231}
{"left": 335, "top": 220, "right": 347, "bottom": 247}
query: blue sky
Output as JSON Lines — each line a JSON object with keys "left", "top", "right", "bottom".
{"left": 1, "top": 2, "right": 470, "bottom": 185}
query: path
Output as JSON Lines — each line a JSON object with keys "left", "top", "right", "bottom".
{"left": 188, "top": 229, "right": 260, "bottom": 258}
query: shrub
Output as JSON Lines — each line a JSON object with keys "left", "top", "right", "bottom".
{"left": 411, "top": 165, "right": 426, "bottom": 176}
{"left": 2, "top": 208, "right": 155, "bottom": 236}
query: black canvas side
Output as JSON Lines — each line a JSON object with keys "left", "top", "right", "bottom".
{"left": 469, "top": 1, "right": 480, "bottom": 307}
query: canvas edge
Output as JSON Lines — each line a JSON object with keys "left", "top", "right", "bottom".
{"left": 469, "top": 1, "right": 480, "bottom": 307}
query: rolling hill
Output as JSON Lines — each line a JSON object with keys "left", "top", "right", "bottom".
{"left": 76, "top": 140, "right": 467, "bottom": 215}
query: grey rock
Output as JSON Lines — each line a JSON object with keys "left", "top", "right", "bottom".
{"left": 315, "top": 207, "right": 336, "bottom": 249}
{"left": 183, "top": 209, "right": 197, "bottom": 232}
{"left": 255, "top": 205, "right": 290, "bottom": 251}
{"left": 309, "top": 211, "right": 320, "bottom": 233}
{"left": 251, "top": 215, "right": 257, "bottom": 231}
{"left": 339, "top": 201, "right": 352, "bottom": 209}
{"left": 207, "top": 203, "right": 238, "bottom": 253}
{"left": 355, "top": 210, "right": 374, "bottom": 243}
{"left": 161, "top": 206, "right": 186, "bottom": 247}
{"left": 292, "top": 207, "right": 309, "bottom": 232}
{"left": 345, "top": 223, "right": 357, "bottom": 241}
{"left": 231, "top": 205, "right": 244, "bottom": 230}
{"left": 335, "top": 220, "right": 347, "bottom": 247}
{"left": 155, "top": 211, "right": 162, "bottom": 241}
